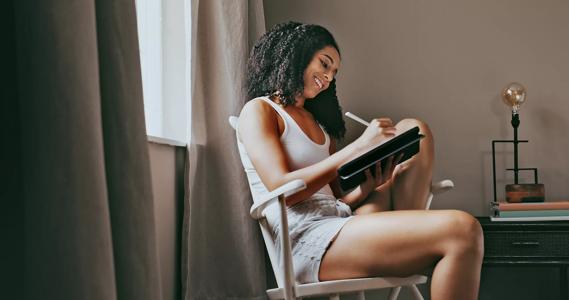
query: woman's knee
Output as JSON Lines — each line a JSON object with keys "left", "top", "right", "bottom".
{"left": 394, "top": 118, "right": 434, "bottom": 169}
{"left": 440, "top": 210, "right": 484, "bottom": 256}
{"left": 397, "top": 118, "right": 433, "bottom": 137}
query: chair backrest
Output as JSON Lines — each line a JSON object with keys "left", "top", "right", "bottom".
{"left": 228, "top": 115, "right": 289, "bottom": 287}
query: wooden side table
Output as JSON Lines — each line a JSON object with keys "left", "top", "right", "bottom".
{"left": 477, "top": 217, "right": 569, "bottom": 299}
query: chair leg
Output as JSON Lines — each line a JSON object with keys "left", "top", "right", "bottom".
{"left": 387, "top": 287, "right": 401, "bottom": 300}
{"left": 408, "top": 285, "right": 424, "bottom": 300}
{"left": 329, "top": 294, "right": 340, "bottom": 300}
{"left": 355, "top": 291, "right": 365, "bottom": 300}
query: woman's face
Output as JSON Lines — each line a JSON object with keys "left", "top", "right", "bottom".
{"left": 301, "top": 46, "right": 341, "bottom": 100}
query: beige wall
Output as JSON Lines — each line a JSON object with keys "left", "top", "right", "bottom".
{"left": 264, "top": 0, "right": 569, "bottom": 216}
{"left": 148, "top": 142, "right": 185, "bottom": 300}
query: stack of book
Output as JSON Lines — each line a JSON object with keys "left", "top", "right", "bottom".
{"left": 491, "top": 201, "right": 569, "bottom": 221}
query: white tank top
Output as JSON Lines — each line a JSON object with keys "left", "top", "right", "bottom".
{"left": 235, "top": 97, "right": 334, "bottom": 212}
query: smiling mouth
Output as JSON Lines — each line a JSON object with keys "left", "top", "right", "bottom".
{"left": 314, "top": 76, "right": 323, "bottom": 90}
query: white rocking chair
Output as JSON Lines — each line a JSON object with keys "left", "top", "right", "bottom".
{"left": 229, "top": 116, "right": 454, "bottom": 300}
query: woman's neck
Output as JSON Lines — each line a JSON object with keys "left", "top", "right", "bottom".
{"left": 294, "top": 95, "right": 306, "bottom": 107}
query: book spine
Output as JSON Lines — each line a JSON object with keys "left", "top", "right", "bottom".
{"left": 490, "top": 216, "right": 569, "bottom": 222}
{"left": 499, "top": 209, "right": 569, "bottom": 218}
{"left": 497, "top": 202, "right": 569, "bottom": 211}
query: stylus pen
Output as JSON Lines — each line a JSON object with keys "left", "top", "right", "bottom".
{"left": 345, "top": 112, "right": 370, "bottom": 126}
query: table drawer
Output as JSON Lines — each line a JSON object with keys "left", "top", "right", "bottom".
{"left": 484, "top": 231, "right": 569, "bottom": 258}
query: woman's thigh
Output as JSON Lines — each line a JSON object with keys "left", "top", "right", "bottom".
{"left": 319, "top": 209, "right": 476, "bottom": 281}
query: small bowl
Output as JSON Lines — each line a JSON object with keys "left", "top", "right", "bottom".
{"left": 505, "top": 184, "right": 545, "bottom": 203}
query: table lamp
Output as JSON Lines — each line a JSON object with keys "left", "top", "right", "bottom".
{"left": 491, "top": 82, "right": 545, "bottom": 203}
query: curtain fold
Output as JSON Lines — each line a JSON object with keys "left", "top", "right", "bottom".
{"left": 95, "top": 1, "right": 163, "bottom": 299}
{"left": 182, "top": 0, "right": 267, "bottom": 299}
{"left": 16, "top": 0, "right": 162, "bottom": 299}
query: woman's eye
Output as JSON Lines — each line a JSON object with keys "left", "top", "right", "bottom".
{"left": 320, "top": 60, "right": 328, "bottom": 68}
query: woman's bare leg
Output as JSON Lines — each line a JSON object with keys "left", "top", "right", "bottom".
{"left": 354, "top": 187, "right": 392, "bottom": 214}
{"left": 391, "top": 118, "right": 434, "bottom": 210}
{"left": 319, "top": 210, "right": 484, "bottom": 300}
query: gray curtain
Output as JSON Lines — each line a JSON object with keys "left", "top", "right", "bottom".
{"left": 182, "top": 0, "right": 267, "bottom": 299}
{"left": 12, "top": 0, "right": 163, "bottom": 299}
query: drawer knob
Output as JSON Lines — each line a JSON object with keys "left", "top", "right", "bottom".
{"left": 511, "top": 241, "right": 540, "bottom": 247}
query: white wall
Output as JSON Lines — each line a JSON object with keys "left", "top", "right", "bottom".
{"left": 264, "top": 0, "right": 569, "bottom": 216}
{"left": 148, "top": 142, "right": 185, "bottom": 300}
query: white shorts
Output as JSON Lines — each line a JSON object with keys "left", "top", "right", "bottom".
{"left": 271, "top": 193, "right": 353, "bottom": 283}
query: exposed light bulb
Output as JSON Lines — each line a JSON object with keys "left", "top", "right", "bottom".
{"left": 502, "top": 82, "right": 527, "bottom": 114}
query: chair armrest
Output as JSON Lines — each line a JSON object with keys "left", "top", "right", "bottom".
{"left": 250, "top": 179, "right": 307, "bottom": 219}
{"left": 425, "top": 179, "right": 454, "bottom": 210}
{"left": 431, "top": 179, "right": 454, "bottom": 195}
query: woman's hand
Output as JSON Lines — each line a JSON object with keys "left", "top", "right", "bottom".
{"left": 352, "top": 118, "right": 396, "bottom": 154}
{"left": 339, "top": 154, "right": 402, "bottom": 209}
{"left": 361, "top": 153, "right": 402, "bottom": 192}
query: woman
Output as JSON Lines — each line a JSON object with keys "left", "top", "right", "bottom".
{"left": 237, "top": 21, "right": 483, "bottom": 299}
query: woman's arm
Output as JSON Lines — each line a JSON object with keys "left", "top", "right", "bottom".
{"left": 238, "top": 99, "right": 395, "bottom": 206}
{"left": 328, "top": 139, "right": 369, "bottom": 208}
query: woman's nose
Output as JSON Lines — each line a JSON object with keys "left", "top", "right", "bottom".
{"left": 323, "top": 72, "right": 332, "bottom": 82}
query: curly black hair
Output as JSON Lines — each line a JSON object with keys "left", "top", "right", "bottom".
{"left": 246, "top": 21, "right": 346, "bottom": 139}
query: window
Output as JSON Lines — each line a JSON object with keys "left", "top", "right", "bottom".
{"left": 135, "top": 0, "right": 191, "bottom": 145}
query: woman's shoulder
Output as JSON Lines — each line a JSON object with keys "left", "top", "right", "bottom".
{"left": 239, "top": 97, "right": 280, "bottom": 128}
{"left": 240, "top": 97, "right": 277, "bottom": 118}
{"left": 244, "top": 96, "right": 273, "bottom": 108}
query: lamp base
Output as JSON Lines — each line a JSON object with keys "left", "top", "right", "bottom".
{"left": 505, "top": 184, "right": 545, "bottom": 203}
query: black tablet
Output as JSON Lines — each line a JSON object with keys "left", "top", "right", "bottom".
{"left": 337, "top": 126, "right": 424, "bottom": 191}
